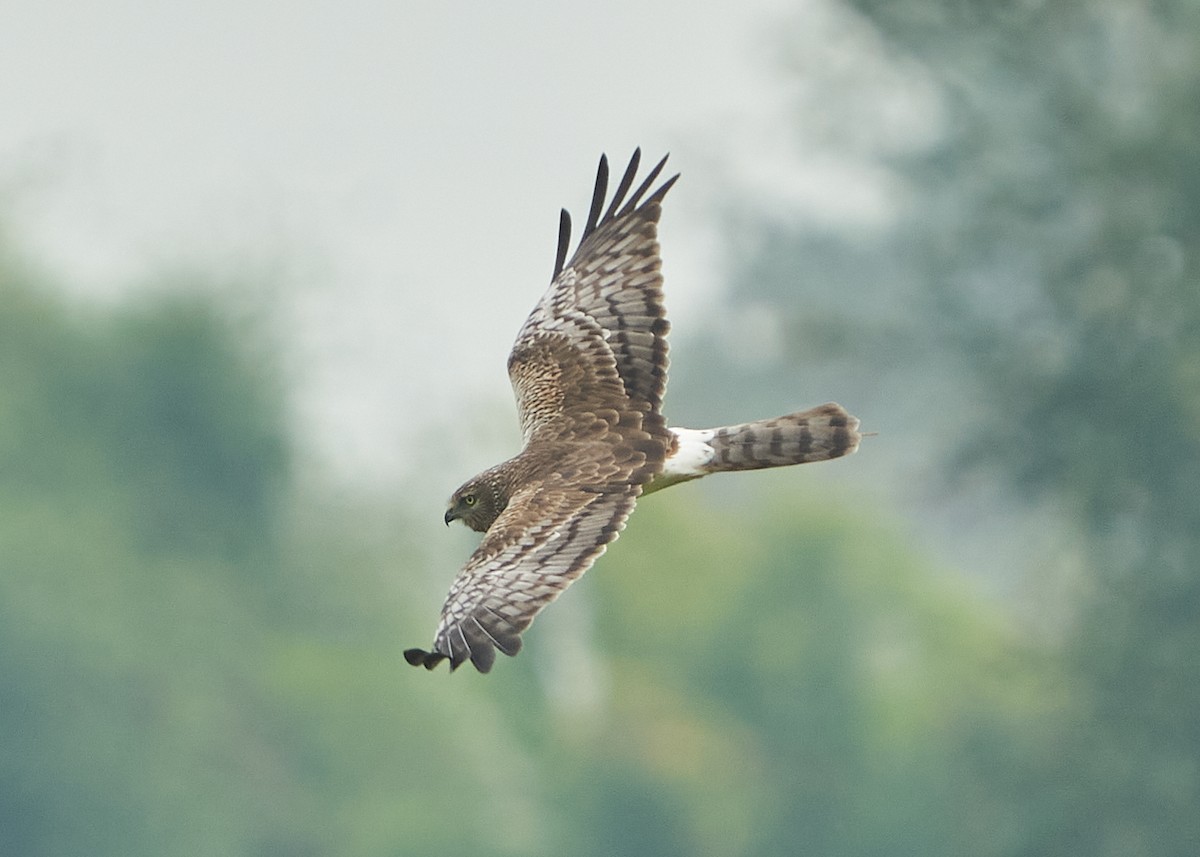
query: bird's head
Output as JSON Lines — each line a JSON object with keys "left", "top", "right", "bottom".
{"left": 445, "top": 476, "right": 504, "bottom": 533}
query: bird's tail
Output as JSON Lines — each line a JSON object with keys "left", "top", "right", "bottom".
{"left": 704, "top": 403, "right": 861, "bottom": 473}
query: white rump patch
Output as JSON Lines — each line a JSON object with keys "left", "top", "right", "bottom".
{"left": 645, "top": 427, "right": 715, "bottom": 494}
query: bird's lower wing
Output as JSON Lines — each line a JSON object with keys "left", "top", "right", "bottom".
{"left": 405, "top": 477, "right": 640, "bottom": 673}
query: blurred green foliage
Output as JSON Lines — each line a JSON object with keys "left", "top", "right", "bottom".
{"left": 0, "top": 260, "right": 1053, "bottom": 856}
{"left": 687, "top": 1, "right": 1200, "bottom": 854}
{"left": 3, "top": 1, "right": 1198, "bottom": 854}
{"left": 845, "top": 3, "right": 1200, "bottom": 853}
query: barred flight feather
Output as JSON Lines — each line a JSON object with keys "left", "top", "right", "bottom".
{"left": 406, "top": 151, "right": 862, "bottom": 673}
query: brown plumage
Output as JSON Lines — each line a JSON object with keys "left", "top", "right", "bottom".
{"left": 405, "top": 150, "right": 862, "bottom": 673}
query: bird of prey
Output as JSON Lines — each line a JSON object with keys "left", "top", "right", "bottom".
{"left": 405, "top": 150, "right": 861, "bottom": 673}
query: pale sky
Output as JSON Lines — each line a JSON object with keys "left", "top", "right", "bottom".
{"left": 3, "top": 1, "right": 1042, "bottom": 608}
{"left": 1, "top": 0, "right": 901, "bottom": 487}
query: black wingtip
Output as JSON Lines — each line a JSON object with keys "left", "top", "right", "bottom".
{"left": 584, "top": 153, "right": 609, "bottom": 239}
{"left": 553, "top": 208, "right": 572, "bottom": 280}
{"left": 602, "top": 147, "right": 641, "bottom": 223}
{"left": 553, "top": 148, "right": 679, "bottom": 281}
{"left": 403, "top": 648, "right": 447, "bottom": 670}
{"left": 619, "top": 152, "right": 673, "bottom": 217}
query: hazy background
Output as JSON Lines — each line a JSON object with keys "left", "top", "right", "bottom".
{"left": 2, "top": 0, "right": 826, "bottom": 483}
{"left": 3, "top": 1, "right": 1198, "bottom": 855}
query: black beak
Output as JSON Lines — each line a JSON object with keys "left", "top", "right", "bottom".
{"left": 444, "top": 509, "right": 457, "bottom": 526}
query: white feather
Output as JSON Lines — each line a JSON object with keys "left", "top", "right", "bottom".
{"left": 644, "top": 426, "right": 715, "bottom": 494}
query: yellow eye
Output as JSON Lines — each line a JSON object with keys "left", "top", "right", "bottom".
{"left": 463, "top": 494, "right": 477, "bottom": 506}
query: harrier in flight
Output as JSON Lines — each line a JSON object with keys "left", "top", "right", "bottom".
{"left": 405, "top": 150, "right": 861, "bottom": 673}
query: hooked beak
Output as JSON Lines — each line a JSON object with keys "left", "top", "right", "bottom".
{"left": 444, "top": 508, "right": 458, "bottom": 526}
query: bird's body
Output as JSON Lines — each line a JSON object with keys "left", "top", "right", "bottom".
{"left": 405, "top": 151, "right": 861, "bottom": 673}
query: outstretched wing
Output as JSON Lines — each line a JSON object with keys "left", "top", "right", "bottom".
{"left": 511, "top": 150, "right": 678, "bottom": 442}
{"left": 405, "top": 151, "right": 679, "bottom": 673}
{"left": 404, "top": 461, "right": 644, "bottom": 673}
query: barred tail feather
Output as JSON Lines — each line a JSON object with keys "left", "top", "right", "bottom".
{"left": 646, "top": 403, "right": 861, "bottom": 494}
{"left": 707, "top": 403, "right": 860, "bottom": 472}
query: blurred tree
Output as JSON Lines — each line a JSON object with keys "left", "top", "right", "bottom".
{"left": 846, "top": 3, "right": 1200, "bottom": 854}
{"left": 697, "top": 0, "right": 1200, "bottom": 853}
{"left": 0, "top": 238, "right": 1066, "bottom": 857}
{"left": 0, "top": 265, "right": 301, "bottom": 856}
{"left": 496, "top": 490, "right": 1054, "bottom": 857}
{"left": 0, "top": 263, "right": 482, "bottom": 857}
{"left": 0, "top": 252, "right": 598, "bottom": 857}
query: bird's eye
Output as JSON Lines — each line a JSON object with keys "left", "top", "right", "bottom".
{"left": 463, "top": 494, "right": 477, "bottom": 506}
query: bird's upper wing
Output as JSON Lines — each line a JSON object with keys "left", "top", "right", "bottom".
{"left": 510, "top": 150, "right": 678, "bottom": 443}
{"left": 404, "top": 448, "right": 651, "bottom": 673}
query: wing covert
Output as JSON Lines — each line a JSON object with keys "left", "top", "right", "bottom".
{"left": 512, "top": 150, "right": 678, "bottom": 440}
